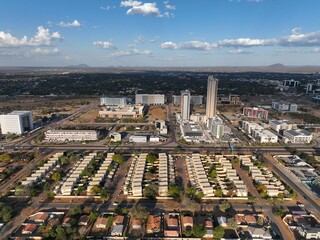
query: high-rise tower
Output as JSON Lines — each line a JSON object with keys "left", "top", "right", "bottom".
{"left": 206, "top": 76, "right": 218, "bottom": 118}
{"left": 181, "top": 89, "right": 191, "bottom": 120}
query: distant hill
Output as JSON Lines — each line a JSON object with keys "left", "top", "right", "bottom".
{"left": 65, "top": 64, "right": 90, "bottom": 68}
{"left": 1, "top": 64, "right": 320, "bottom": 74}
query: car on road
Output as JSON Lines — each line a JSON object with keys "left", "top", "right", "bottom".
{"left": 112, "top": 201, "right": 119, "bottom": 206}
{"left": 297, "top": 201, "right": 305, "bottom": 207}
{"left": 247, "top": 202, "right": 253, "bottom": 207}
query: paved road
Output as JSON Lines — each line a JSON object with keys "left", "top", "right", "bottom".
{"left": 264, "top": 154, "right": 320, "bottom": 217}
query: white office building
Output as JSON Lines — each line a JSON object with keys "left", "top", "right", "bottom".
{"left": 284, "top": 129, "right": 313, "bottom": 144}
{"left": 0, "top": 111, "right": 33, "bottom": 135}
{"left": 207, "top": 117, "right": 224, "bottom": 139}
{"left": 100, "top": 97, "right": 130, "bottom": 106}
{"left": 135, "top": 94, "right": 165, "bottom": 105}
{"left": 45, "top": 129, "right": 99, "bottom": 142}
{"left": 181, "top": 90, "right": 191, "bottom": 121}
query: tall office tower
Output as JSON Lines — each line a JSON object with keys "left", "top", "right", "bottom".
{"left": 0, "top": 111, "right": 33, "bottom": 134}
{"left": 206, "top": 76, "right": 218, "bottom": 118}
{"left": 181, "top": 90, "right": 191, "bottom": 120}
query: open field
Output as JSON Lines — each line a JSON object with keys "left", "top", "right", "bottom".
{"left": 0, "top": 96, "right": 98, "bottom": 120}
{"left": 147, "top": 106, "right": 167, "bottom": 121}
{"left": 65, "top": 108, "right": 99, "bottom": 124}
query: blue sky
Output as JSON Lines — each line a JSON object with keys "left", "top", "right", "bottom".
{"left": 1, "top": 0, "right": 320, "bottom": 67}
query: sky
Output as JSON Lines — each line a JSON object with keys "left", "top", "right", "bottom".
{"left": 1, "top": 0, "right": 320, "bottom": 67}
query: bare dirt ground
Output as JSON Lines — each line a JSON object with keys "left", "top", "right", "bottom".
{"left": 0, "top": 96, "right": 98, "bottom": 120}
{"left": 66, "top": 108, "right": 100, "bottom": 124}
{"left": 148, "top": 106, "right": 167, "bottom": 121}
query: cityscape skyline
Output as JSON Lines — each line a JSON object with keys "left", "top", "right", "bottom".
{"left": 1, "top": 0, "right": 320, "bottom": 67}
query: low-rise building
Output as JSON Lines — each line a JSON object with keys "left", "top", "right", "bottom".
{"left": 269, "top": 119, "right": 297, "bottom": 132}
{"left": 155, "top": 120, "right": 168, "bottom": 134}
{"left": 100, "top": 96, "right": 130, "bottom": 106}
{"left": 272, "top": 101, "right": 298, "bottom": 112}
{"left": 243, "top": 107, "right": 268, "bottom": 119}
{"left": 45, "top": 129, "right": 99, "bottom": 142}
{"left": 252, "top": 129, "right": 278, "bottom": 143}
{"left": 99, "top": 105, "right": 146, "bottom": 119}
{"left": 95, "top": 217, "right": 108, "bottom": 229}
{"left": 129, "top": 135, "right": 148, "bottom": 143}
{"left": 190, "top": 114, "right": 207, "bottom": 124}
{"left": 242, "top": 121, "right": 264, "bottom": 135}
{"left": 284, "top": 129, "right": 313, "bottom": 144}
{"left": 147, "top": 215, "right": 161, "bottom": 234}
{"left": 110, "top": 132, "right": 122, "bottom": 142}
{"left": 22, "top": 224, "right": 37, "bottom": 235}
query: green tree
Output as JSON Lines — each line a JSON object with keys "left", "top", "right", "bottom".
{"left": 131, "top": 205, "right": 150, "bottom": 222}
{"left": 112, "top": 154, "right": 124, "bottom": 165}
{"left": 100, "top": 188, "right": 110, "bottom": 199}
{"left": 209, "top": 169, "right": 217, "bottom": 178}
{"left": 0, "top": 154, "right": 10, "bottom": 162}
{"left": 219, "top": 201, "right": 231, "bottom": 212}
{"left": 213, "top": 226, "right": 225, "bottom": 239}
{"left": 144, "top": 185, "right": 157, "bottom": 199}
{"left": 186, "top": 187, "right": 196, "bottom": 197}
{"left": 192, "top": 224, "right": 206, "bottom": 238}
{"left": 168, "top": 183, "right": 183, "bottom": 201}
{"left": 227, "top": 217, "right": 237, "bottom": 229}
{"left": 70, "top": 205, "right": 82, "bottom": 216}
{"left": 214, "top": 189, "right": 223, "bottom": 197}
{"left": 89, "top": 212, "right": 99, "bottom": 221}
{"left": 90, "top": 185, "right": 101, "bottom": 195}
{"left": 52, "top": 172, "right": 61, "bottom": 182}
{"left": 195, "top": 192, "right": 204, "bottom": 202}
{"left": 55, "top": 225, "right": 68, "bottom": 240}
{"left": 146, "top": 153, "right": 158, "bottom": 164}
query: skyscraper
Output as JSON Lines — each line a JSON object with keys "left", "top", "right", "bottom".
{"left": 181, "top": 90, "right": 191, "bottom": 120}
{"left": 206, "top": 76, "right": 218, "bottom": 118}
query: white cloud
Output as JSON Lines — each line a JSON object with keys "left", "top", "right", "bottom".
{"left": 160, "top": 41, "right": 178, "bottom": 50}
{"left": 107, "top": 48, "right": 152, "bottom": 58}
{"left": 27, "top": 47, "right": 60, "bottom": 56}
{"left": 93, "top": 41, "right": 117, "bottom": 49}
{"left": 311, "top": 48, "right": 320, "bottom": 53}
{"left": 0, "top": 26, "right": 61, "bottom": 47}
{"left": 165, "top": 4, "right": 175, "bottom": 10}
{"left": 161, "top": 41, "right": 215, "bottom": 51}
{"left": 218, "top": 38, "right": 276, "bottom": 47}
{"left": 100, "top": 6, "right": 111, "bottom": 11}
{"left": 120, "top": 0, "right": 142, "bottom": 7}
{"left": 126, "top": 3, "right": 161, "bottom": 16}
{"left": 228, "top": 49, "right": 253, "bottom": 54}
{"left": 58, "top": 20, "right": 81, "bottom": 28}
{"left": 279, "top": 29, "right": 320, "bottom": 47}
{"left": 135, "top": 35, "right": 145, "bottom": 44}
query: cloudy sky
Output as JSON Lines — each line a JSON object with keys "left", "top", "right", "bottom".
{"left": 1, "top": 0, "right": 320, "bottom": 67}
